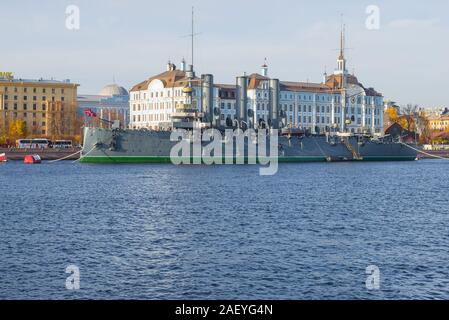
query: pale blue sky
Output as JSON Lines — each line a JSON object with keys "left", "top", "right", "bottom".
{"left": 1, "top": 0, "right": 448, "bottom": 107}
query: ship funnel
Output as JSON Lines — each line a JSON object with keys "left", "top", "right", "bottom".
{"left": 201, "top": 74, "right": 215, "bottom": 126}
{"left": 186, "top": 64, "right": 195, "bottom": 79}
{"left": 236, "top": 75, "right": 248, "bottom": 128}
{"left": 269, "top": 79, "right": 280, "bottom": 129}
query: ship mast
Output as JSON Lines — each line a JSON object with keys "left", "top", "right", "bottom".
{"left": 191, "top": 6, "right": 194, "bottom": 68}
{"left": 172, "top": 6, "right": 201, "bottom": 130}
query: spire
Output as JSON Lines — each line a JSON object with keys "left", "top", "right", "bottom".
{"left": 335, "top": 22, "right": 348, "bottom": 77}
{"left": 339, "top": 24, "right": 345, "bottom": 60}
{"left": 262, "top": 57, "right": 268, "bottom": 67}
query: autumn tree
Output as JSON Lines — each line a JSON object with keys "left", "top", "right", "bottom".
{"left": 8, "top": 119, "right": 27, "bottom": 143}
{"left": 0, "top": 132, "right": 7, "bottom": 145}
{"left": 0, "top": 123, "right": 7, "bottom": 145}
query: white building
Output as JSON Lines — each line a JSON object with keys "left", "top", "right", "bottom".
{"left": 129, "top": 60, "right": 201, "bottom": 130}
{"left": 130, "top": 32, "right": 384, "bottom": 134}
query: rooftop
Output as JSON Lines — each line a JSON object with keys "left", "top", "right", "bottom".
{"left": 0, "top": 77, "right": 78, "bottom": 86}
{"left": 130, "top": 69, "right": 200, "bottom": 92}
{"left": 99, "top": 84, "right": 129, "bottom": 97}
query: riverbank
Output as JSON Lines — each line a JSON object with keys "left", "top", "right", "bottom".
{"left": 0, "top": 148, "right": 81, "bottom": 160}
{"left": 1, "top": 147, "right": 448, "bottom": 161}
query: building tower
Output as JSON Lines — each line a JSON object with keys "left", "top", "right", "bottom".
{"left": 334, "top": 24, "right": 348, "bottom": 88}
{"left": 261, "top": 58, "right": 268, "bottom": 77}
{"left": 180, "top": 58, "right": 186, "bottom": 72}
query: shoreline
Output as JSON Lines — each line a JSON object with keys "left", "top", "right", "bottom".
{"left": 0, "top": 148, "right": 81, "bottom": 161}
{"left": 2, "top": 148, "right": 448, "bottom": 161}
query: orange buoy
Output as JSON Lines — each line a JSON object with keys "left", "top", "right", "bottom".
{"left": 24, "top": 154, "right": 42, "bottom": 164}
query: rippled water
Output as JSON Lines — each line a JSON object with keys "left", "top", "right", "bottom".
{"left": 0, "top": 160, "right": 449, "bottom": 299}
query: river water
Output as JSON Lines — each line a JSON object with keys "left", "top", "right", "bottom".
{"left": 0, "top": 160, "right": 448, "bottom": 299}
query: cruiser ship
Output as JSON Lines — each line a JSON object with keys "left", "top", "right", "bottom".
{"left": 80, "top": 68, "right": 417, "bottom": 163}
{"left": 80, "top": 127, "right": 417, "bottom": 164}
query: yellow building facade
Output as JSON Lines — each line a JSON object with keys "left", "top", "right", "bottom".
{"left": 0, "top": 73, "right": 79, "bottom": 139}
{"left": 429, "top": 115, "right": 449, "bottom": 131}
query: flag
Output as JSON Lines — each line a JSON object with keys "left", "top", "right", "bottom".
{"left": 84, "top": 108, "right": 97, "bottom": 117}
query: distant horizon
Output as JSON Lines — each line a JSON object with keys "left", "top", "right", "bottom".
{"left": 1, "top": 0, "right": 448, "bottom": 107}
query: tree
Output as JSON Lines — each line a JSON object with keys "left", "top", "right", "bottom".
{"left": 385, "top": 106, "right": 398, "bottom": 123}
{"left": 0, "top": 133, "right": 7, "bottom": 145}
{"left": 8, "top": 119, "right": 27, "bottom": 142}
{"left": 0, "top": 124, "right": 7, "bottom": 145}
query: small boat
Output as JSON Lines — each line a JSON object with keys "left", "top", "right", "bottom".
{"left": 0, "top": 153, "right": 7, "bottom": 162}
{"left": 24, "top": 154, "right": 42, "bottom": 164}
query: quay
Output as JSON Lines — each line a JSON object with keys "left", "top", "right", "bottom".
{"left": 1, "top": 147, "right": 447, "bottom": 162}
{"left": 0, "top": 148, "right": 81, "bottom": 161}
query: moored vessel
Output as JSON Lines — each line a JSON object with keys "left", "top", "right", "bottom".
{"left": 80, "top": 124, "right": 417, "bottom": 164}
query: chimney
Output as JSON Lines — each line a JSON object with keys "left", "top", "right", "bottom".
{"left": 236, "top": 75, "right": 248, "bottom": 126}
{"left": 186, "top": 64, "right": 195, "bottom": 79}
{"left": 269, "top": 79, "right": 280, "bottom": 129}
